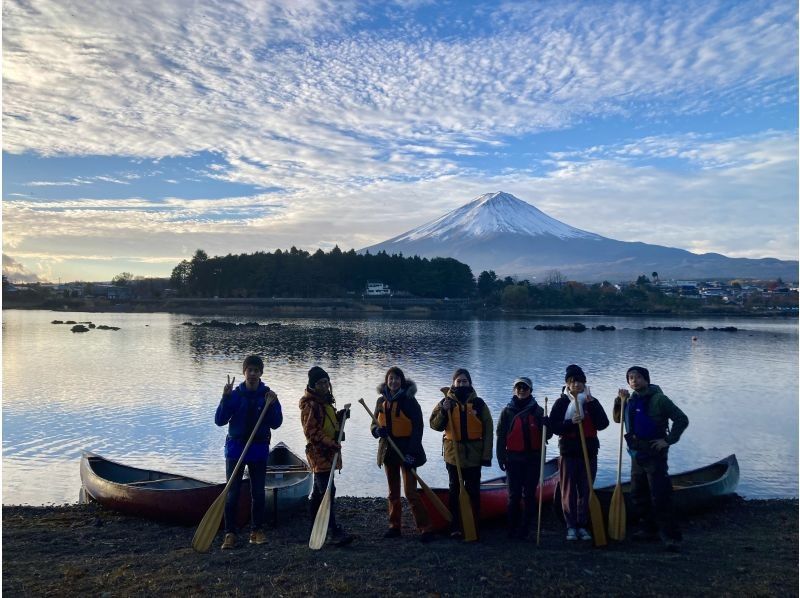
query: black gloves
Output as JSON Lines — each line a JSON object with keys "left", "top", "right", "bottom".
{"left": 373, "top": 426, "right": 389, "bottom": 439}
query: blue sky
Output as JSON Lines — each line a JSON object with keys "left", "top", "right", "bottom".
{"left": 3, "top": 0, "right": 797, "bottom": 282}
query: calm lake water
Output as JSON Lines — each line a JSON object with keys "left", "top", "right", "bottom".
{"left": 3, "top": 309, "right": 798, "bottom": 505}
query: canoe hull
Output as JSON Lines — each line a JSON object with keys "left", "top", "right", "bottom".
{"left": 419, "top": 457, "right": 559, "bottom": 531}
{"left": 553, "top": 454, "right": 740, "bottom": 522}
{"left": 80, "top": 442, "right": 311, "bottom": 527}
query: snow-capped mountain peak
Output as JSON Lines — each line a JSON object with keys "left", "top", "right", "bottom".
{"left": 391, "top": 191, "right": 600, "bottom": 242}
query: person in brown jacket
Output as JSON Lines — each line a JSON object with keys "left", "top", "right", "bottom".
{"left": 370, "top": 366, "right": 434, "bottom": 542}
{"left": 299, "top": 366, "right": 352, "bottom": 546}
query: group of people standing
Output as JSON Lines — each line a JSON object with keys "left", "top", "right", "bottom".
{"left": 214, "top": 356, "right": 688, "bottom": 552}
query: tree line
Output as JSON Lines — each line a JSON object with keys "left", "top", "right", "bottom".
{"left": 170, "top": 247, "right": 475, "bottom": 298}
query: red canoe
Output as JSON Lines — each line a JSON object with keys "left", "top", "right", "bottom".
{"left": 419, "top": 457, "right": 560, "bottom": 530}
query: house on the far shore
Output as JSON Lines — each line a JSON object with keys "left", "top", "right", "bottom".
{"left": 364, "top": 281, "right": 392, "bottom": 297}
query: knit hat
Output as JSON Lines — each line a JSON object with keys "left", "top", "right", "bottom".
{"left": 565, "top": 364, "right": 586, "bottom": 383}
{"left": 452, "top": 368, "right": 472, "bottom": 386}
{"left": 308, "top": 366, "right": 330, "bottom": 388}
{"left": 626, "top": 366, "right": 650, "bottom": 383}
{"left": 513, "top": 376, "right": 532, "bottom": 389}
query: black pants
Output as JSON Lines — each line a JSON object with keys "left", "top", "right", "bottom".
{"left": 506, "top": 453, "right": 541, "bottom": 534}
{"left": 309, "top": 470, "right": 337, "bottom": 531}
{"left": 446, "top": 463, "right": 481, "bottom": 534}
{"left": 224, "top": 459, "right": 267, "bottom": 534}
{"left": 630, "top": 453, "right": 681, "bottom": 540}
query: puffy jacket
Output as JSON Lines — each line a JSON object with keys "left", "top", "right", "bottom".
{"left": 549, "top": 390, "right": 609, "bottom": 458}
{"left": 299, "top": 387, "right": 345, "bottom": 473}
{"left": 430, "top": 387, "right": 493, "bottom": 468}
{"left": 215, "top": 381, "right": 283, "bottom": 461}
{"left": 370, "top": 380, "right": 427, "bottom": 468}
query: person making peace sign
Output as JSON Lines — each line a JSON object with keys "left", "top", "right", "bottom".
{"left": 214, "top": 355, "right": 283, "bottom": 550}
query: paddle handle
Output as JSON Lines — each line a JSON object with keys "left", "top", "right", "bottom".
{"left": 572, "top": 394, "right": 595, "bottom": 485}
{"left": 536, "top": 396, "right": 548, "bottom": 546}
{"left": 323, "top": 403, "right": 351, "bottom": 494}
{"left": 222, "top": 395, "right": 277, "bottom": 496}
{"left": 616, "top": 395, "right": 626, "bottom": 485}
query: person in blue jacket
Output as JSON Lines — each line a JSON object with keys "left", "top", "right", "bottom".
{"left": 215, "top": 354, "right": 283, "bottom": 550}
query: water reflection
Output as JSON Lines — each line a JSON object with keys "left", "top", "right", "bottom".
{"left": 2, "top": 310, "right": 797, "bottom": 505}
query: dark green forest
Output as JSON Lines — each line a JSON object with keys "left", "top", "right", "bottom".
{"left": 169, "top": 247, "right": 475, "bottom": 298}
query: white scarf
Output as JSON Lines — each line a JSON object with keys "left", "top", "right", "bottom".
{"left": 563, "top": 390, "right": 588, "bottom": 421}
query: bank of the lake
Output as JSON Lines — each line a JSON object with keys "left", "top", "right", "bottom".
{"left": 2, "top": 497, "right": 796, "bottom": 597}
{"left": 3, "top": 294, "right": 797, "bottom": 318}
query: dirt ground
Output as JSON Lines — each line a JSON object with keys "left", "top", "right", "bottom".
{"left": 3, "top": 496, "right": 797, "bottom": 597}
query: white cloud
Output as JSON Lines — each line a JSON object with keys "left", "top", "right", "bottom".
{"left": 2, "top": 0, "right": 797, "bottom": 279}
{"left": 3, "top": 254, "right": 44, "bottom": 282}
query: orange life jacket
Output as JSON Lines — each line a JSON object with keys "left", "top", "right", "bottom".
{"left": 377, "top": 399, "right": 413, "bottom": 438}
{"left": 444, "top": 398, "right": 484, "bottom": 441}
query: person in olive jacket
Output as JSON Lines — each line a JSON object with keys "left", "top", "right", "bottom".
{"left": 495, "top": 376, "right": 553, "bottom": 539}
{"left": 549, "top": 364, "right": 609, "bottom": 542}
{"left": 370, "top": 366, "right": 434, "bottom": 542}
{"left": 429, "top": 368, "right": 493, "bottom": 539}
{"left": 614, "top": 366, "right": 688, "bottom": 552}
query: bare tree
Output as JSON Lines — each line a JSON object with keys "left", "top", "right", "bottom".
{"left": 544, "top": 269, "right": 565, "bottom": 286}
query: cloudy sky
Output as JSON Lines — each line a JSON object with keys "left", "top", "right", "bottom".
{"left": 3, "top": 0, "right": 797, "bottom": 282}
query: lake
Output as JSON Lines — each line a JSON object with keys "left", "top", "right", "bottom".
{"left": 2, "top": 309, "right": 797, "bottom": 505}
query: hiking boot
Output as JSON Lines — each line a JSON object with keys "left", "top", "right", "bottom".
{"left": 632, "top": 528, "right": 659, "bottom": 541}
{"left": 419, "top": 531, "right": 436, "bottom": 543}
{"left": 249, "top": 530, "right": 267, "bottom": 545}
{"left": 327, "top": 525, "right": 354, "bottom": 547}
{"left": 221, "top": 533, "right": 236, "bottom": 550}
{"left": 577, "top": 528, "right": 592, "bottom": 541}
{"left": 664, "top": 538, "right": 682, "bottom": 553}
{"left": 383, "top": 527, "right": 401, "bottom": 539}
{"left": 566, "top": 528, "right": 578, "bottom": 541}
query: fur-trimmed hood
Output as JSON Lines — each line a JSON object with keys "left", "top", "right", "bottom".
{"left": 376, "top": 379, "right": 417, "bottom": 400}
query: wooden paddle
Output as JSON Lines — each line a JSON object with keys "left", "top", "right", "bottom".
{"left": 308, "top": 403, "right": 351, "bottom": 550}
{"left": 608, "top": 394, "right": 627, "bottom": 540}
{"left": 192, "top": 394, "right": 277, "bottom": 553}
{"left": 536, "top": 396, "right": 548, "bottom": 546}
{"left": 571, "top": 389, "right": 607, "bottom": 547}
{"left": 357, "top": 399, "right": 452, "bottom": 522}
{"left": 448, "top": 408, "right": 478, "bottom": 542}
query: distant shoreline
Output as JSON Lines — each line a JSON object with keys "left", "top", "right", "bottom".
{"left": 2, "top": 296, "right": 797, "bottom": 319}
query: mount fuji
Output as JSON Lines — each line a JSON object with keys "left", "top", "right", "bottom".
{"left": 361, "top": 192, "right": 797, "bottom": 282}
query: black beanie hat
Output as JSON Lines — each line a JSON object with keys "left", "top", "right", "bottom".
{"left": 565, "top": 364, "right": 586, "bottom": 383}
{"left": 626, "top": 366, "right": 650, "bottom": 383}
{"left": 452, "top": 368, "right": 472, "bottom": 386}
{"left": 308, "top": 366, "right": 330, "bottom": 388}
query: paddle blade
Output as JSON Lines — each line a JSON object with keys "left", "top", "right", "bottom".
{"left": 608, "top": 484, "right": 626, "bottom": 541}
{"left": 459, "top": 488, "right": 478, "bottom": 542}
{"left": 588, "top": 492, "right": 608, "bottom": 547}
{"left": 308, "top": 489, "right": 332, "bottom": 550}
{"left": 192, "top": 491, "right": 226, "bottom": 553}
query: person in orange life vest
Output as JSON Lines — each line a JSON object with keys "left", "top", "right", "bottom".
{"left": 549, "top": 364, "right": 609, "bottom": 541}
{"left": 429, "top": 368, "right": 494, "bottom": 539}
{"left": 614, "top": 366, "right": 688, "bottom": 552}
{"left": 214, "top": 354, "right": 283, "bottom": 550}
{"left": 370, "top": 366, "right": 435, "bottom": 542}
{"left": 495, "top": 376, "right": 552, "bottom": 539}
{"left": 299, "top": 366, "right": 353, "bottom": 547}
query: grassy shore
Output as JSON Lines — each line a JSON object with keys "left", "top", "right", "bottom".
{"left": 2, "top": 496, "right": 796, "bottom": 597}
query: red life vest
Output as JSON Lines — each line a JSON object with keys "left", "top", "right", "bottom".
{"left": 506, "top": 410, "right": 543, "bottom": 452}
{"left": 562, "top": 406, "right": 598, "bottom": 439}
